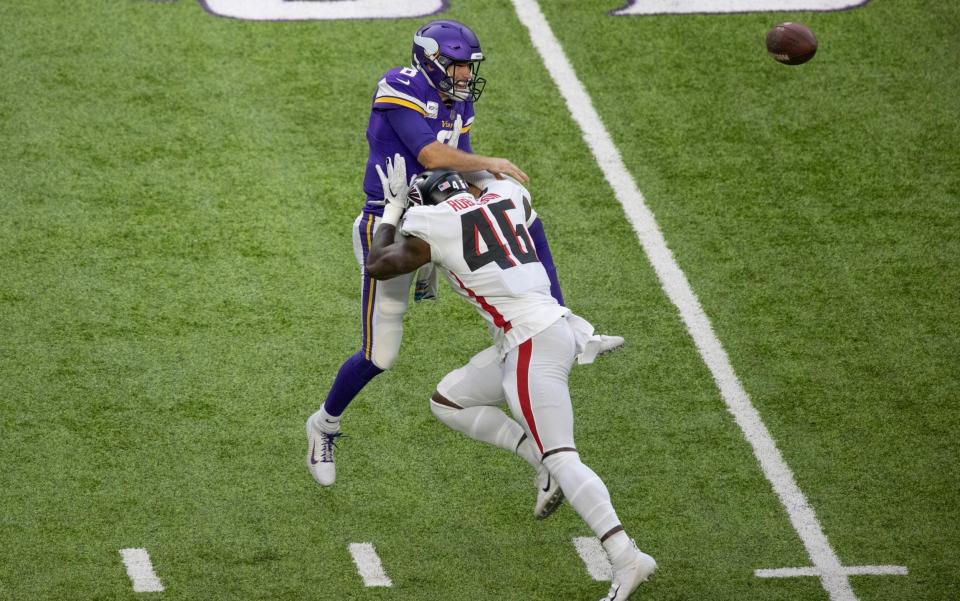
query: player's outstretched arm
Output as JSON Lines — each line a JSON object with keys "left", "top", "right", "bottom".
{"left": 366, "top": 224, "right": 432, "bottom": 281}
{"left": 418, "top": 141, "right": 528, "bottom": 183}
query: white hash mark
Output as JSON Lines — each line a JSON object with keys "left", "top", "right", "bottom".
{"left": 119, "top": 548, "right": 164, "bottom": 593}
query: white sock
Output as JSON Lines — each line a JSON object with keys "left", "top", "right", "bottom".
{"left": 602, "top": 531, "right": 634, "bottom": 568}
{"left": 515, "top": 435, "right": 542, "bottom": 469}
{"left": 430, "top": 401, "right": 538, "bottom": 468}
{"left": 543, "top": 451, "right": 621, "bottom": 539}
{"left": 315, "top": 407, "right": 340, "bottom": 434}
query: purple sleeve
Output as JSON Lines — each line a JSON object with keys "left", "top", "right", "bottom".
{"left": 384, "top": 108, "right": 437, "bottom": 159}
{"left": 529, "top": 217, "right": 565, "bottom": 306}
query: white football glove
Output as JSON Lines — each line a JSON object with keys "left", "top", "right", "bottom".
{"left": 446, "top": 114, "right": 462, "bottom": 148}
{"left": 375, "top": 153, "right": 410, "bottom": 226}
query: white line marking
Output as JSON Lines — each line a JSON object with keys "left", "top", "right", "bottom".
{"left": 843, "top": 565, "right": 909, "bottom": 576}
{"left": 757, "top": 567, "right": 823, "bottom": 578}
{"left": 612, "top": 0, "right": 870, "bottom": 16}
{"left": 756, "top": 565, "right": 909, "bottom": 578}
{"left": 348, "top": 543, "right": 393, "bottom": 587}
{"left": 119, "top": 548, "right": 164, "bottom": 593}
{"left": 573, "top": 537, "right": 613, "bottom": 581}
{"left": 510, "top": 2, "right": 905, "bottom": 599}
{"left": 201, "top": 0, "right": 443, "bottom": 21}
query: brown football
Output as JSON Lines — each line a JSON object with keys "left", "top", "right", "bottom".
{"left": 766, "top": 22, "right": 818, "bottom": 65}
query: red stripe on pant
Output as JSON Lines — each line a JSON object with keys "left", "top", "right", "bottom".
{"left": 516, "top": 339, "right": 544, "bottom": 454}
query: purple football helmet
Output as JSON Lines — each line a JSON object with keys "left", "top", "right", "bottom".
{"left": 412, "top": 20, "right": 486, "bottom": 102}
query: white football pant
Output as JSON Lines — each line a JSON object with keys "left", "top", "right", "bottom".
{"left": 353, "top": 212, "right": 425, "bottom": 370}
{"left": 434, "top": 316, "right": 624, "bottom": 539}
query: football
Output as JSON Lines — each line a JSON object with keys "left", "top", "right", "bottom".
{"left": 766, "top": 22, "right": 818, "bottom": 65}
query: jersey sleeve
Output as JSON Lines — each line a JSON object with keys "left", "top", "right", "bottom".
{"left": 385, "top": 109, "right": 436, "bottom": 159}
{"left": 523, "top": 194, "right": 538, "bottom": 227}
{"left": 373, "top": 70, "right": 439, "bottom": 159}
{"left": 400, "top": 208, "right": 442, "bottom": 265}
{"left": 373, "top": 71, "right": 431, "bottom": 115}
{"left": 510, "top": 180, "right": 538, "bottom": 226}
{"left": 482, "top": 179, "right": 538, "bottom": 226}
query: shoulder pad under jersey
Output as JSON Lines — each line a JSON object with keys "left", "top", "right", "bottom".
{"left": 482, "top": 178, "right": 537, "bottom": 226}
{"left": 373, "top": 67, "right": 435, "bottom": 117}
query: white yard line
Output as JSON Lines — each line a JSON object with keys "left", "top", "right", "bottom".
{"left": 348, "top": 543, "right": 393, "bottom": 587}
{"left": 201, "top": 0, "right": 443, "bottom": 20}
{"left": 611, "top": 0, "right": 870, "bottom": 16}
{"left": 510, "top": 2, "right": 905, "bottom": 599}
{"left": 757, "top": 566, "right": 909, "bottom": 578}
{"left": 119, "top": 548, "right": 164, "bottom": 593}
{"left": 573, "top": 536, "right": 613, "bottom": 581}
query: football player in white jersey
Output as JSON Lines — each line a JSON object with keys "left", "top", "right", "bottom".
{"left": 364, "top": 155, "right": 656, "bottom": 601}
{"left": 305, "top": 19, "right": 623, "bottom": 489}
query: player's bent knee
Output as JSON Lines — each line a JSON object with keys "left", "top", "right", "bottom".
{"left": 370, "top": 349, "right": 398, "bottom": 370}
{"left": 430, "top": 395, "right": 461, "bottom": 423}
{"left": 369, "top": 329, "right": 403, "bottom": 369}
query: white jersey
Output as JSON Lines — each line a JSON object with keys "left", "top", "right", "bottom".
{"left": 401, "top": 180, "right": 569, "bottom": 355}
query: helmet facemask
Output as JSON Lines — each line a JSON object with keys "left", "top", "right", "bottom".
{"left": 437, "top": 56, "right": 486, "bottom": 102}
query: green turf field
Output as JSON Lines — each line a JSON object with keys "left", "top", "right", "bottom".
{"left": 1, "top": 1, "right": 957, "bottom": 599}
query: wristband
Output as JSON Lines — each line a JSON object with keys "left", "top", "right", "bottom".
{"left": 382, "top": 203, "right": 405, "bottom": 227}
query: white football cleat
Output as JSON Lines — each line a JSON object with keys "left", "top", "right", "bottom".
{"left": 534, "top": 463, "right": 564, "bottom": 519}
{"left": 576, "top": 333, "right": 625, "bottom": 364}
{"left": 306, "top": 415, "right": 341, "bottom": 487}
{"left": 601, "top": 542, "right": 657, "bottom": 601}
{"left": 597, "top": 334, "right": 625, "bottom": 355}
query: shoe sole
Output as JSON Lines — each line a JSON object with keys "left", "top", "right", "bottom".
{"left": 535, "top": 488, "right": 565, "bottom": 520}
{"left": 597, "top": 339, "right": 625, "bottom": 356}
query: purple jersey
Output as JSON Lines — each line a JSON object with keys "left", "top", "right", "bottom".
{"left": 362, "top": 66, "right": 475, "bottom": 215}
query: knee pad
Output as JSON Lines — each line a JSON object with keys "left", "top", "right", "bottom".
{"left": 369, "top": 300, "right": 404, "bottom": 370}
{"left": 368, "top": 278, "right": 410, "bottom": 370}
{"left": 370, "top": 346, "right": 399, "bottom": 370}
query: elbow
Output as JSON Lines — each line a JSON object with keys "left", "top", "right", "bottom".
{"left": 366, "top": 258, "right": 399, "bottom": 281}
{"left": 365, "top": 258, "right": 386, "bottom": 280}
{"left": 417, "top": 142, "right": 443, "bottom": 169}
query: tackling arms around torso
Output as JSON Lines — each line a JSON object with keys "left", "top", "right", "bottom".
{"left": 365, "top": 223, "right": 431, "bottom": 280}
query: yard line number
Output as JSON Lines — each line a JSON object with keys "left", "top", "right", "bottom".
{"left": 198, "top": 0, "right": 869, "bottom": 20}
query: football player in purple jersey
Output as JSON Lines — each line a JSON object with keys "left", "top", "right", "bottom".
{"left": 306, "top": 20, "right": 623, "bottom": 487}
